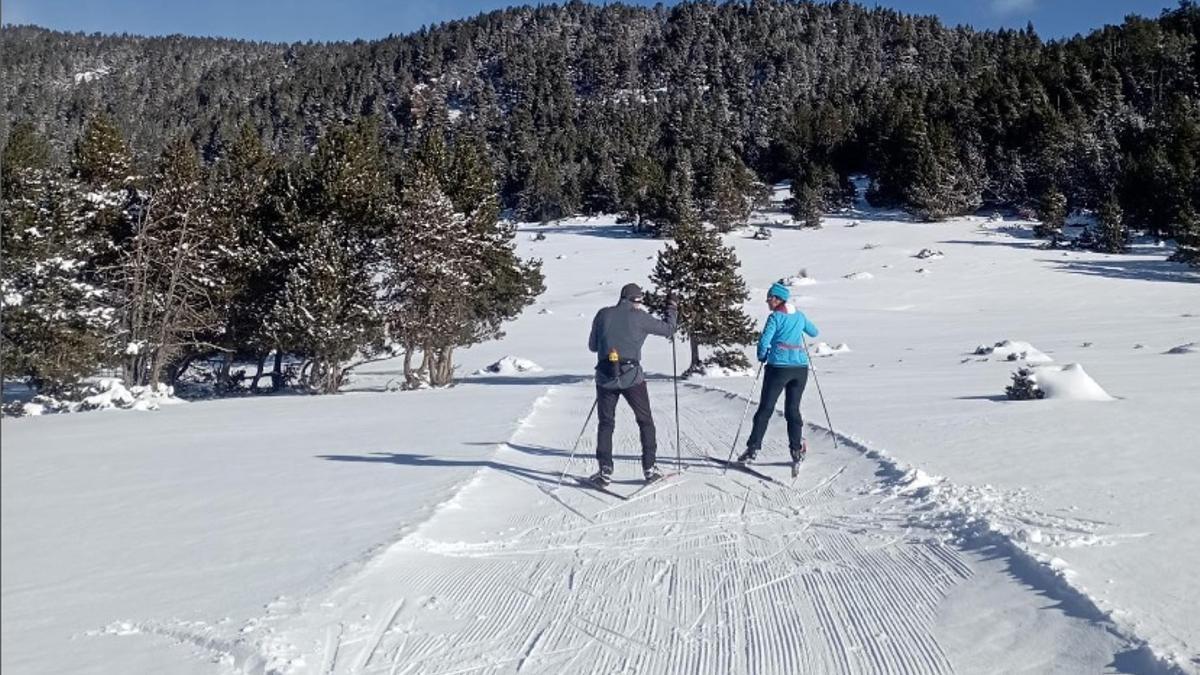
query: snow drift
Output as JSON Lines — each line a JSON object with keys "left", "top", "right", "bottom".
{"left": 1026, "top": 364, "right": 1114, "bottom": 401}
{"left": 976, "top": 339, "right": 1053, "bottom": 364}
{"left": 15, "top": 378, "right": 182, "bottom": 416}
{"left": 810, "top": 342, "right": 852, "bottom": 357}
{"left": 474, "top": 356, "right": 544, "bottom": 376}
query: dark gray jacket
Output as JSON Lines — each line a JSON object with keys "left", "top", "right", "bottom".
{"left": 588, "top": 299, "right": 677, "bottom": 389}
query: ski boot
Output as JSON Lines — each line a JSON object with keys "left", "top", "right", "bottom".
{"left": 789, "top": 440, "right": 808, "bottom": 478}
{"left": 588, "top": 467, "right": 613, "bottom": 488}
{"left": 643, "top": 465, "right": 665, "bottom": 484}
{"left": 736, "top": 448, "right": 758, "bottom": 465}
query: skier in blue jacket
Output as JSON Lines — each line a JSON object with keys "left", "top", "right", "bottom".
{"left": 738, "top": 281, "right": 819, "bottom": 466}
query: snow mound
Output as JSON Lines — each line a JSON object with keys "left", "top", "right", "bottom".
{"left": 474, "top": 357, "right": 544, "bottom": 376}
{"left": 810, "top": 342, "right": 851, "bottom": 356}
{"left": 1165, "top": 342, "right": 1197, "bottom": 355}
{"left": 537, "top": 308, "right": 554, "bottom": 315}
{"left": 1027, "top": 364, "right": 1114, "bottom": 401}
{"left": 976, "top": 340, "right": 1053, "bottom": 364}
{"left": 694, "top": 363, "right": 756, "bottom": 377}
{"left": 915, "top": 248, "right": 945, "bottom": 260}
{"left": 82, "top": 379, "right": 183, "bottom": 412}
{"left": 893, "top": 468, "right": 944, "bottom": 496}
{"left": 781, "top": 275, "right": 817, "bottom": 286}
{"left": 14, "top": 379, "right": 183, "bottom": 417}
{"left": 916, "top": 268, "right": 932, "bottom": 275}
{"left": 843, "top": 271, "right": 874, "bottom": 281}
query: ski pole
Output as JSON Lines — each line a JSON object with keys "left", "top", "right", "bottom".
{"left": 556, "top": 398, "right": 599, "bottom": 487}
{"left": 723, "top": 363, "right": 764, "bottom": 471}
{"left": 802, "top": 336, "right": 838, "bottom": 449}
{"left": 672, "top": 331, "right": 681, "bottom": 472}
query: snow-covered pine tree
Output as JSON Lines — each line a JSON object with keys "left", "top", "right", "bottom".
{"left": 706, "top": 154, "right": 753, "bottom": 233}
{"left": 1035, "top": 185, "right": 1067, "bottom": 241}
{"left": 117, "top": 137, "right": 228, "bottom": 388}
{"left": 384, "top": 158, "right": 475, "bottom": 388}
{"left": 618, "top": 155, "right": 665, "bottom": 234}
{"left": 72, "top": 113, "right": 133, "bottom": 188}
{"left": 788, "top": 165, "right": 827, "bottom": 229}
{"left": 648, "top": 215, "right": 755, "bottom": 376}
{"left": 266, "top": 218, "right": 383, "bottom": 394}
{"left": 1, "top": 122, "right": 114, "bottom": 394}
{"left": 383, "top": 130, "right": 543, "bottom": 388}
{"left": 1006, "top": 368, "right": 1045, "bottom": 400}
{"left": 906, "top": 121, "right": 985, "bottom": 221}
{"left": 1172, "top": 204, "right": 1200, "bottom": 265}
{"left": 211, "top": 123, "right": 280, "bottom": 390}
{"left": 71, "top": 113, "right": 139, "bottom": 267}
{"left": 582, "top": 146, "right": 621, "bottom": 215}
{"left": 1095, "top": 192, "right": 1129, "bottom": 253}
{"left": 655, "top": 153, "right": 698, "bottom": 239}
{"left": 448, "top": 132, "right": 545, "bottom": 350}
{"left": 264, "top": 120, "right": 391, "bottom": 393}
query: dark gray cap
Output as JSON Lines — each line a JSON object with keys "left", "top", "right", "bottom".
{"left": 619, "top": 283, "right": 644, "bottom": 301}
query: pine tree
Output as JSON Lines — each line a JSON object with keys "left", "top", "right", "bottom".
{"left": 211, "top": 124, "right": 280, "bottom": 390}
{"left": 71, "top": 113, "right": 139, "bottom": 260}
{"left": 789, "top": 164, "right": 829, "bottom": 229}
{"left": 384, "top": 163, "right": 476, "bottom": 388}
{"left": 1006, "top": 368, "right": 1045, "bottom": 400}
{"left": 656, "top": 154, "right": 698, "bottom": 239}
{"left": 1170, "top": 204, "right": 1200, "bottom": 265}
{"left": 648, "top": 222, "right": 755, "bottom": 375}
{"left": 266, "top": 218, "right": 383, "bottom": 394}
{"left": 706, "top": 155, "right": 753, "bottom": 233}
{"left": 262, "top": 121, "right": 392, "bottom": 393}
{"left": 618, "top": 155, "right": 666, "bottom": 233}
{"left": 72, "top": 113, "right": 132, "bottom": 187}
{"left": 1035, "top": 185, "right": 1067, "bottom": 241}
{"left": 383, "top": 134, "right": 543, "bottom": 388}
{"left": 1095, "top": 192, "right": 1129, "bottom": 253}
{"left": 1, "top": 122, "right": 114, "bottom": 394}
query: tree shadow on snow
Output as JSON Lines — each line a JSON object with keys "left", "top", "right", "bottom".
{"left": 456, "top": 373, "right": 595, "bottom": 386}
{"left": 1045, "top": 258, "right": 1200, "bottom": 285}
{"left": 318, "top": 444, "right": 713, "bottom": 487}
{"left": 937, "top": 238, "right": 1044, "bottom": 251}
{"left": 457, "top": 372, "right": 677, "bottom": 387}
{"left": 317, "top": 451, "right": 567, "bottom": 487}
{"left": 515, "top": 222, "right": 644, "bottom": 239}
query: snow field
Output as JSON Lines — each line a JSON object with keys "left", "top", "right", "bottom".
{"left": 4, "top": 205, "right": 1199, "bottom": 673}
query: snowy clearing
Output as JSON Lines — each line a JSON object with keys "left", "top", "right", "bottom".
{"left": 4, "top": 207, "right": 1199, "bottom": 674}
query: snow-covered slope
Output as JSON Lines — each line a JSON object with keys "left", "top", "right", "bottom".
{"left": 3, "top": 205, "right": 1198, "bottom": 674}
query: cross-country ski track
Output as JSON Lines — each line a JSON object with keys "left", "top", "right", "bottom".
{"left": 211, "top": 381, "right": 1161, "bottom": 675}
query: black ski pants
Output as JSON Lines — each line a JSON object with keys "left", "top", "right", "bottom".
{"left": 595, "top": 381, "right": 657, "bottom": 472}
{"left": 746, "top": 365, "right": 809, "bottom": 453}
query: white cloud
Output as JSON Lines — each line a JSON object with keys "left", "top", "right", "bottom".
{"left": 990, "top": 0, "right": 1037, "bottom": 14}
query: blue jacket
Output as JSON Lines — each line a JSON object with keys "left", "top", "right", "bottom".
{"left": 758, "top": 304, "right": 819, "bottom": 366}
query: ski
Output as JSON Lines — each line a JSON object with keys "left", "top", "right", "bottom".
{"left": 594, "top": 474, "right": 684, "bottom": 515}
{"left": 704, "top": 455, "right": 786, "bottom": 485}
{"left": 625, "top": 471, "right": 682, "bottom": 499}
{"left": 572, "top": 475, "right": 628, "bottom": 500}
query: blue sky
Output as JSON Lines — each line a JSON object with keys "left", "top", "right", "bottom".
{"left": 1, "top": 0, "right": 1177, "bottom": 43}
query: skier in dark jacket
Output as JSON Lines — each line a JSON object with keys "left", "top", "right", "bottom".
{"left": 738, "top": 281, "right": 819, "bottom": 467}
{"left": 587, "top": 283, "right": 678, "bottom": 485}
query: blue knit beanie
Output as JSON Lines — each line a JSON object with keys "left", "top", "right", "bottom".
{"left": 768, "top": 282, "right": 790, "bottom": 301}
